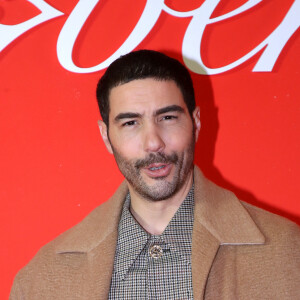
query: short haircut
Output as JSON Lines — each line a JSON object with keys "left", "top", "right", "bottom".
{"left": 96, "top": 50, "right": 195, "bottom": 126}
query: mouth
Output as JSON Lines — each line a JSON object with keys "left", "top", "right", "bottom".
{"left": 142, "top": 163, "right": 173, "bottom": 178}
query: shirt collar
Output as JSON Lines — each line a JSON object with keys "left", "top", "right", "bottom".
{"left": 114, "top": 185, "right": 194, "bottom": 279}
{"left": 160, "top": 185, "right": 194, "bottom": 254}
{"left": 114, "top": 194, "right": 149, "bottom": 280}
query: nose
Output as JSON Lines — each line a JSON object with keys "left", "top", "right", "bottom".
{"left": 143, "top": 123, "right": 165, "bottom": 153}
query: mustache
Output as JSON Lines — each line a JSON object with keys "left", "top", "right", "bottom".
{"left": 134, "top": 152, "right": 178, "bottom": 169}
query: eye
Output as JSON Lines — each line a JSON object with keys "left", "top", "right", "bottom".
{"left": 122, "top": 120, "right": 137, "bottom": 127}
{"left": 161, "top": 115, "right": 178, "bottom": 121}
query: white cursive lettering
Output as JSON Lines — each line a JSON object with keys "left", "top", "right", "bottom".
{"left": 1, "top": 0, "right": 299, "bottom": 74}
{"left": 0, "top": 0, "right": 63, "bottom": 52}
{"left": 57, "top": 0, "right": 164, "bottom": 73}
{"left": 180, "top": 0, "right": 300, "bottom": 74}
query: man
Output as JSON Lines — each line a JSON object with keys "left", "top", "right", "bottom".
{"left": 11, "top": 50, "right": 300, "bottom": 299}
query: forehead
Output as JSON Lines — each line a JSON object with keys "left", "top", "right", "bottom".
{"left": 108, "top": 78, "right": 187, "bottom": 115}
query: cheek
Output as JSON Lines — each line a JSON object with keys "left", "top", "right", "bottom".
{"left": 162, "top": 128, "right": 193, "bottom": 152}
{"left": 111, "top": 134, "right": 143, "bottom": 160}
{"left": 161, "top": 117, "right": 194, "bottom": 143}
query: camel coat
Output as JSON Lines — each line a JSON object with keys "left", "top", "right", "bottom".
{"left": 10, "top": 167, "right": 300, "bottom": 299}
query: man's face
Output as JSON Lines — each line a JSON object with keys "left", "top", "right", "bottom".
{"left": 99, "top": 78, "right": 200, "bottom": 201}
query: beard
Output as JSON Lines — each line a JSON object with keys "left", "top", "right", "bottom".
{"left": 110, "top": 137, "right": 195, "bottom": 202}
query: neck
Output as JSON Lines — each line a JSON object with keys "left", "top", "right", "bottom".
{"left": 128, "top": 170, "right": 194, "bottom": 235}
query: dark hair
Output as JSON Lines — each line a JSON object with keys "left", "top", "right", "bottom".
{"left": 96, "top": 50, "right": 195, "bottom": 126}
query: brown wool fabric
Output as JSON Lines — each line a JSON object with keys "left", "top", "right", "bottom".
{"left": 10, "top": 166, "right": 300, "bottom": 299}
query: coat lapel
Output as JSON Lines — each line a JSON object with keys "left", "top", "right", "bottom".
{"left": 54, "top": 181, "right": 128, "bottom": 299}
{"left": 84, "top": 230, "right": 119, "bottom": 299}
{"left": 192, "top": 220, "right": 220, "bottom": 299}
{"left": 192, "top": 167, "right": 265, "bottom": 299}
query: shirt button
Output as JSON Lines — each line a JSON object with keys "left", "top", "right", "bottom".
{"left": 149, "top": 245, "right": 163, "bottom": 259}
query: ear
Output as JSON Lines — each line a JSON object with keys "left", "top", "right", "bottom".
{"left": 192, "top": 106, "right": 201, "bottom": 142}
{"left": 98, "top": 120, "right": 113, "bottom": 154}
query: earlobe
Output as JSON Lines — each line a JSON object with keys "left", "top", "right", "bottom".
{"left": 98, "top": 120, "right": 113, "bottom": 154}
{"left": 193, "top": 107, "right": 201, "bottom": 142}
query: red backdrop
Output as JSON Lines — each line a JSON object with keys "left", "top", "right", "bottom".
{"left": 1, "top": 0, "right": 299, "bottom": 298}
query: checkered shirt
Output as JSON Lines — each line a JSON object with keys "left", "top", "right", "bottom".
{"left": 108, "top": 186, "right": 194, "bottom": 299}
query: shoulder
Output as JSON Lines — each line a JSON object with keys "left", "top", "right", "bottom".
{"left": 241, "top": 201, "right": 300, "bottom": 245}
{"left": 10, "top": 181, "right": 128, "bottom": 298}
{"left": 10, "top": 239, "right": 58, "bottom": 299}
{"left": 239, "top": 200, "right": 300, "bottom": 278}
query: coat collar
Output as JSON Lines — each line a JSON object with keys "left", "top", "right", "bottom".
{"left": 54, "top": 166, "right": 265, "bottom": 254}
{"left": 191, "top": 167, "right": 265, "bottom": 299}
{"left": 54, "top": 181, "right": 128, "bottom": 254}
{"left": 193, "top": 166, "right": 265, "bottom": 245}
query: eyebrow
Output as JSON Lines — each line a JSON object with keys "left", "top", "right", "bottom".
{"left": 154, "top": 105, "right": 184, "bottom": 116}
{"left": 114, "top": 112, "right": 142, "bottom": 122}
{"left": 114, "top": 105, "right": 184, "bottom": 123}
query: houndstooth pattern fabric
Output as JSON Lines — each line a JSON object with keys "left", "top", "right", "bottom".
{"left": 108, "top": 186, "right": 194, "bottom": 300}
